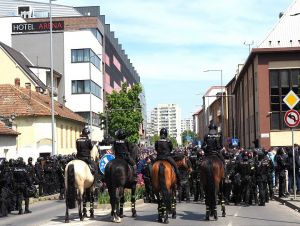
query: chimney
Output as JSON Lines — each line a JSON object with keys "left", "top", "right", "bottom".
{"left": 15, "top": 78, "right": 20, "bottom": 87}
{"left": 25, "top": 83, "right": 31, "bottom": 89}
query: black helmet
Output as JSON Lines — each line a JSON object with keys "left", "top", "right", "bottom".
{"left": 115, "top": 129, "right": 126, "bottom": 140}
{"left": 159, "top": 128, "right": 168, "bottom": 139}
{"left": 28, "top": 157, "right": 33, "bottom": 162}
{"left": 37, "top": 157, "right": 44, "bottom": 162}
{"left": 208, "top": 122, "right": 217, "bottom": 130}
{"left": 82, "top": 127, "right": 90, "bottom": 136}
{"left": 17, "top": 157, "right": 24, "bottom": 165}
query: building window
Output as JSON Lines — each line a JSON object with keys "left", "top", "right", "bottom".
{"left": 76, "top": 112, "right": 100, "bottom": 127}
{"left": 72, "top": 80, "right": 102, "bottom": 99}
{"left": 71, "top": 48, "right": 101, "bottom": 70}
{"left": 270, "top": 69, "right": 300, "bottom": 130}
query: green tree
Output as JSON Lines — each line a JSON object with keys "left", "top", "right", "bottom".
{"left": 181, "top": 130, "right": 196, "bottom": 146}
{"left": 106, "top": 83, "right": 143, "bottom": 143}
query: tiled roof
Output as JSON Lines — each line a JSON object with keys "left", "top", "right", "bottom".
{"left": 0, "top": 42, "right": 47, "bottom": 90}
{"left": 0, "top": 84, "right": 86, "bottom": 123}
{"left": 0, "top": 121, "right": 19, "bottom": 136}
{"left": 258, "top": 0, "right": 300, "bottom": 48}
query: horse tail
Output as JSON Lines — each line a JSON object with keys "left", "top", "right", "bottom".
{"left": 66, "top": 164, "right": 76, "bottom": 209}
{"left": 159, "top": 162, "right": 171, "bottom": 209}
{"left": 206, "top": 158, "right": 216, "bottom": 209}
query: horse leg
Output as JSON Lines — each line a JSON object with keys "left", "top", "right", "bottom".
{"left": 109, "top": 188, "right": 121, "bottom": 223}
{"left": 213, "top": 192, "right": 218, "bottom": 220}
{"left": 162, "top": 203, "right": 168, "bottom": 224}
{"left": 82, "top": 193, "right": 87, "bottom": 219}
{"left": 119, "top": 195, "right": 124, "bottom": 218}
{"left": 157, "top": 195, "right": 163, "bottom": 223}
{"left": 220, "top": 180, "right": 226, "bottom": 217}
{"left": 77, "top": 193, "right": 83, "bottom": 221}
{"left": 65, "top": 195, "right": 69, "bottom": 223}
{"left": 171, "top": 190, "right": 176, "bottom": 219}
{"left": 89, "top": 189, "right": 94, "bottom": 219}
{"left": 131, "top": 183, "right": 137, "bottom": 217}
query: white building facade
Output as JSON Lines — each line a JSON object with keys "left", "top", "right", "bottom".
{"left": 181, "top": 118, "right": 194, "bottom": 133}
{"left": 150, "top": 104, "right": 182, "bottom": 145}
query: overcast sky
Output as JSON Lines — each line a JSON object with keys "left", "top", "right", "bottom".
{"left": 56, "top": 0, "right": 291, "bottom": 118}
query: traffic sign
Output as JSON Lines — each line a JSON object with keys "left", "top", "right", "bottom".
{"left": 99, "top": 153, "right": 115, "bottom": 174}
{"left": 231, "top": 138, "right": 239, "bottom": 146}
{"left": 283, "top": 90, "right": 300, "bottom": 109}
{"left": 284, "top": 109, "right": 300, "bottom": 128}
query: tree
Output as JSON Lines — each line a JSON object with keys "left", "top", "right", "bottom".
{"left": 181, "top": 130, "right": 196, "bottom": 146}
{"left": 105, "top": 83, "right": 143, "bottom": 143}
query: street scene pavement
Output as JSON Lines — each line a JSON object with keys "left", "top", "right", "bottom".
{"left": 1, "top": 198, "right": 300, "bottom": 226}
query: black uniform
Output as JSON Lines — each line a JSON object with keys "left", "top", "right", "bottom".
{"left": 275, "top": 149, "right": 287, "bottom": 197}
{"left": 202, "top": 129, "right": 224, "bottom": 164}
{"left": 256, "top": 153, "right": 269, "bottom": 206}
{"left": 76, "top": 135, "right": 94, "bottom": 165}
{"left": 34, "top": 159, "right": 44, "bottom": 196}
{"left": 155, "top": 139, "right": 181, "bottom": 185}
{"left": 13, "top": 163, "right": 31, "bottom": 214}
{"left": 142, "top": 158, "right": 155, "bottom": 202}
{"left": 237, "top": 156, "right": 252, "bottom": 206}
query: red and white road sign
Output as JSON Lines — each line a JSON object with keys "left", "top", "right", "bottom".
{"left": 284, "top": 109, "right": 300, "bottom": 128}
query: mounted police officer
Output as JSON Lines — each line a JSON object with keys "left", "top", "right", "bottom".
{"left": 154, "top": 128, "right": 181, "bottom": 187}
{"left": 76, "top": 126, "right": 95, "bottom": 174}
{"left": 13, "top": 157, "right": 31, "bottom": 214}
{"left": 202, "top": 122, "right": 224, "bottom": 164}
{"left": 113, "top": 129, "right": 137, "bottom": 182}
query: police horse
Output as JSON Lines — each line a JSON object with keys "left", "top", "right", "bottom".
{"left": 64, "top": 145, "right": 99, "bottom": 223}
{"left": 151, "top": 155, "right": 191, "bottom": 224}
{"left": 104, "top": 146, "right": 138, "bottom": 223}
{"left": 200, "top": 155, "right": 226, "bottom": 220}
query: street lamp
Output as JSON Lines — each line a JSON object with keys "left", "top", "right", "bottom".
{"left": 50, "top": 0, "right": 57, "bottom": 156}
{"left": 203, "top": 69, "right": 224, "bottom": 144}
{"left": 89, "top": 52, "right": 102, "bottom": 140}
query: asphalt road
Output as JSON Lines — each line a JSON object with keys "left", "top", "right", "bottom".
{"left": 1, "top": 199, "right": 300, "bottom": 226}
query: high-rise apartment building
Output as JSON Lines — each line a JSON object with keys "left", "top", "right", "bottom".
{"left": 150, "top": 104, "right": 181, "bottom": 145}
{"left": 181, "top": 118, "right": 194, "bottom": 133}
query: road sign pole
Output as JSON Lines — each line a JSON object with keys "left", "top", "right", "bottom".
{"left": 292, "top": 128, "right": 296, "bottom": 200}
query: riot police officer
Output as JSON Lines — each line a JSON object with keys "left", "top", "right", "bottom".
{"left": 202, "top": 123, "right": 224, "bottom": 164}
{"left": 113, "top": 129, "right": 137, "bottom": 181}
{"left": 275, "top": 148, "right": 287, "bottom": 198}
{"left": 256, "top": 150, "right": 269, "bottom": 206}
{"left": 13, "top": 157, "right": 31, "bottom": 214}
{"left": 142, "top": 156, "right": 155, "bottom": 202}
{"left": 35, "top": 157, "right": 44, "bottom": 196}
{"left": 154, "top": 128, "right": 181, "bottom": 186}
{"left": 76, "top": 127, "right": 95, "bottom": 174}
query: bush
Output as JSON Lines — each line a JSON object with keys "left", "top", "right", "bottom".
{"left": 98, "top": 185, "right": 145, "bottom": 204}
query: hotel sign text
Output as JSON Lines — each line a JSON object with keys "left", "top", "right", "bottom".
{"left": 12, "top": 21, "right": 64, "bottom": 33}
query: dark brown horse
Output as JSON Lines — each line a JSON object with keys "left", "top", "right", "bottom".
{"left": 152, "top": 160, "right": 177, "bottom": 224}
{"left": 200, "top": 155, "right": 226, "bottom": 220}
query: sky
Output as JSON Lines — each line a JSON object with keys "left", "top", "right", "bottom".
{"left": 55, "top": 0, "right": 292, "bottom": 118}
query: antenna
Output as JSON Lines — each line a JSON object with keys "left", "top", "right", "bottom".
{"left": 244, "top": 41, "right": 254, "bottom": 54}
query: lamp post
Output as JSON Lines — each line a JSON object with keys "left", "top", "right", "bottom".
{"left": 50, "top": 0, "right": 56, "bottom": 156}
{"left": 89, "top": 53, "right": 102, "bottom": 140}
{"left": 203, "top": 69, "right": 224, "bottom": 144}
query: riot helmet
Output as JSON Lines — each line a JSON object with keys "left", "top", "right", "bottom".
{"left": 208, "top": 122, "right": 217, "bottom": 130}
{"left": 81, "top": 126, "right": 90, "bottom": 136}
{"left": 159, "top": 128, "right": 168, "bottom": 139}
{"left": 115, "top": 129, "right": 126, "bottom": 140}
{"left": 28, "top": 157, "right": 33, "bottom": 162}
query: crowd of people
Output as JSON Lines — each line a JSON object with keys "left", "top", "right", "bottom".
{"left": 1, "top": 125, "right": 300, "bottom": 218}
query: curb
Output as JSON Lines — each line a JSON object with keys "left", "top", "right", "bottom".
{"left": 29, "top": 194, "right": 60, "bottom": 204}
{"left": 273, "top": 196, "right": 300, "bottom": 212}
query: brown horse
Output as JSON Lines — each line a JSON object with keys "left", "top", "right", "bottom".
{"left": 152, "top": 156, "right": 190, "bottom": 224}
{"left": 200, "top": 155, "right": 226, "bottom": 220}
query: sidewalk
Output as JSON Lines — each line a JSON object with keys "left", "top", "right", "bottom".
{"left": 274, "top": 193, "right": 300, "bottom": 212}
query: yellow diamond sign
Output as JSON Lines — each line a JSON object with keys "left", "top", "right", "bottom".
{"left": 283, "top": 90, "right": 300, "bottom": 109}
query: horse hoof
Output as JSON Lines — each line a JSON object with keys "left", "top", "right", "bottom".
{"left": 65, "top": 219, "right": 69, "bottom": 223}
{"left": 132, "top": 211, "right": 137, "bottom": 217}
{"left": 205, "top": 216, "right": 209, "bottom": 221}
{"left": 222, "top": 212, "right": 226, "bottom": 217}
{"left": 172, "top": 214, "right": 176, "bottom": 219}
{"left": 164, "top": 218, "right": 169, "bottom": 224}
{"left": 80, "top": 217, "right": 84, "bottom": 221}
{"left": 90, "top": 214, "right": 94, "bottom": 219}
{"left": 158, "top": 218, "right": 163, "bottom": 223}
{"left": 120, "top": 214, "right": 124, "bottom": 218}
